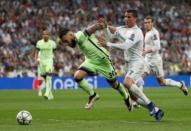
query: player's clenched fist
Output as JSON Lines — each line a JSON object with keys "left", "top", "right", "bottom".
{"left": 97, "top": 18, "right": 108, "bottom": 28}
{"left": 96, "top": 35, "right": 107, "bottom": 47}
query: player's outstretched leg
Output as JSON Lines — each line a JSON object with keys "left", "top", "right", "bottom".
{"left": 132, "top": 78, "right": 144, "bottom": 108}
{"left": 76, "top": 78, "right": 99, "bottom": 109}
{"left": 108, "top": 79, "right": 132, "bottom": 111}
{"left": 124, "top": 77, "right": 164, "bottom": 121}
{"left": 74, "top": 70, "right": 99, "bottom": 109}
{"left": 159, "top": 78, "right": 188, "bottom": 95}
{"left": 78, "top": 79, "right": 100, "bottom": 109}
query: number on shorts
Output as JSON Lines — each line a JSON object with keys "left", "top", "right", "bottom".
{"left": 109, "top": 70, "right": 115, "bottom": 78}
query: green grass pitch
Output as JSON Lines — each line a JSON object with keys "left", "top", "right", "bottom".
{"left": 0, "top": 88, "right": 190, "bottom": 131}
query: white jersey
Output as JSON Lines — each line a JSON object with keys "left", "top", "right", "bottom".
{"left": 115, "top": 25, "right": 144, "bottom": 63}
{"left": 144, "top": 27, "right": 161, "bottom": 60}
{"left": 144, "top": 27, "right": 164, "bottom": 77}
{"left": 105, "top": 25, "right": 144, "bottom": 83}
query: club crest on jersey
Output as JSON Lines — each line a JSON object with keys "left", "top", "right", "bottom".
{"left": 129, "top": 34, "right": 135, "bottom": 41}
{"left": 153, "top": 34, "right": 158, "bottom": 40}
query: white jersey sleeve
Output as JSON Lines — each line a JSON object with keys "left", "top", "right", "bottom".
{"left": 103, "top": 27, "right": 116, "bottom": 40}
{"left": 107, "top": 27, "right": 143, "bottom": 50}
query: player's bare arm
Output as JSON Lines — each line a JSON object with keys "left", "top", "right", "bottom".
{"left": 34, "top": 48, "right": 40, "bottom": 66}
{"left": 143, "top": 48, "right": 153, "bottom": 56}
{"left": 97, "top": 18, "right": 117, "bottom": 33}
{"left": 85, "top": 23, "right": 104, "bottom": 36}
{"left": 96, "top": 35, "right": 107, "bottom": 47}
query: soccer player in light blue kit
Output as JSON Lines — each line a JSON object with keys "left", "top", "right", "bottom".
{"left": 35, "top": 30, "right": 56, "bottom": 100}
{"left": 58, "top": 23, "right": 131, "bottom": 110}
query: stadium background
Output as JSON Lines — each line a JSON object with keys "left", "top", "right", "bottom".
{"left": 0, "top": 0, "right": 190, "bottom": 78}
{"left": 0, "top": 1, "right": 191, "bottom": 131}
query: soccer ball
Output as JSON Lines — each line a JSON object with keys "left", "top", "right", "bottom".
{"left": 16, "top": 110, "right": 32, "bottom": 125}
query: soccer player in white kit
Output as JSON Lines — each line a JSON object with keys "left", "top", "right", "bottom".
{"left": 97, "top": 10, "right": 164, "bottom": 121}
{"left": 143, "top": 16, "right": 188, "bottom": 96}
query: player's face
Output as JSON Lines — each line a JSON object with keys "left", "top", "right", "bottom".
{"left": 144, "top": 19, "right": 153, "bottom": 31}
{"left": 61, "top": 31, "right": 76, "bottom": 46}
{"left": 42, "top": 31, "right": 50, "bottom": 42}
{"left": 124, "top": 12, "right": 136, "bottom": 27}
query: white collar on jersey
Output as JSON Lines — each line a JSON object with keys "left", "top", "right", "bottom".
{"left": 122, "top": 25, "right": 138, "bottom": 29}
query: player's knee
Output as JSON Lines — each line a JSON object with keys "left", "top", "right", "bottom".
{"left": 74, "top": 69, "right": 87, "bottom": 82}
{"left": 124, "top": 78, "right": 133, "bottom": 89}
{"left": 159, "top": 81, "right": 166, "bottom": 86}
{"left": 41, "top": 74, "right": 46, "bottom": 79}
{"left": 158, "top": 78, "right": 166, "bottom": 86}
{"left": 112, "top": 81, "right": 120, "bottom": 89}
{"left": 74, "top": 75, "right": 83, "bottom": 82}
{"left": 107, "top": 78, "right": 118, "bottom": 88}
{"left": 74, "top": 72, "right": 84, "bottom": 82}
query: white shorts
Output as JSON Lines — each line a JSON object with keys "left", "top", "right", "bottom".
{"left": 124, "top": 60, "right": 144, "bottom": 83}
{"left": 144, "top": 56, "right": 164, "bottom": 78}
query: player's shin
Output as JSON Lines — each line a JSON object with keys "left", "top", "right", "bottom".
{"left": 165, "top": 79, "right": 181, "bottom": 87}
{"left": 77, "top": 79, "right": 95, "bottom": 96}
{"left": 76, "top": 78, "right": 99, "bottom": 109}
{"left": 44, "top": 76, "right": 52, "bottom": 98}
{"left": 113, "top": 82, "right": 128, "bottom": 99}
{"left": 136, "top": 98, "right": 147, "bottom": 107}
{"left": 128, "top": 84, "right": 151, "bottom": 105}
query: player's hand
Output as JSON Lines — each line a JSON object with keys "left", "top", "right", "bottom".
{"left": 97, "top": 18, "right": 108, "bottom": 29}
{"left": 96, "top": 35, "right": 107, "bottom": 47}
{"left": 143, "top": 48, "right": 152, "bottom": 56}
{"left": 142, "top": 49, "right": 147, "bottom": 56}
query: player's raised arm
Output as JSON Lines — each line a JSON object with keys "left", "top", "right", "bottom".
{"left": 84, "top": 24, "right": 103, "bottom": 36}
{"left": 99, "top": 31, "right": 142, "bottom": 51}
{"left": 84, "top": 18, "right": 108, "bottom": 36}
{"left": 97, "top": 18, "right": 117, "bottom": 33}
{"left": 99, "top": 38, "right": 134, "bottom": 50}
{"left": 85, "top": 18, "right": 117, "bottom": 37}
{"left": 97, "top": 18, "right": 117, "bottom": 40}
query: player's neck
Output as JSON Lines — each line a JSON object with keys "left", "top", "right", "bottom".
{"left": 126, "top": 24, "right": 136, "bottom": 28}
{"left": 147, "top": 27, "right": 153, "bottom": 31}
{"left": 43, "top": 39, "right": 49, "bottom": 42}
{"left": 127, "top": 25, "right": 136, "bottom": 28}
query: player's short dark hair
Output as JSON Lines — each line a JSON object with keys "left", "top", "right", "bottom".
{"left": 126, "top": 9, "right": 138, "bottom": 18}
{"left": 145, "top": 16, "right": 154, "bottom": 22}
{"left": 58, "top": 28, "right": 70, "bottom": 39}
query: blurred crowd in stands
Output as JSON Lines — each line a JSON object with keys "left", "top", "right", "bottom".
{"left": 0, "top": 0, "right": 190, "bottom": 77}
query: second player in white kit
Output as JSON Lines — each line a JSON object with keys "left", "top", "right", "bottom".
{"left": 143, "top": 16, "right": 188, "bottom": 96}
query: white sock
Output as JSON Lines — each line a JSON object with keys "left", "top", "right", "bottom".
{"left": 129, "top": 84, "right": 151, "bottom": 105}
{"left": 137, "top": 98, "right": 159, "bottom": 113}
{"left": 165, "top": 79, "right": 181, "bottom": 88}
{"left": 155, "top": 107, "right": 159, "bottom": 112}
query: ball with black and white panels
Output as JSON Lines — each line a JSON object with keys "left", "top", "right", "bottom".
{"left": 16, "top": 110, "right": 32, "bottom": 125}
